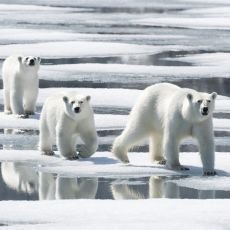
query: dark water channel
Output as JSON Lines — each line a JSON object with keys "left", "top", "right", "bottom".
{"left": 0, "top": 163, "right": 229, "bottom": 201}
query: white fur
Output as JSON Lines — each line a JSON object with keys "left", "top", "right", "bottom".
{"left": 1, "top": 162, "right": 38, "bottom": 194}
{"left": 2, "top": 54, "right": 40, "bottom": 118}
{"left": 112, "top": 83, "right": 217, "bottom": 175}
{"left": 39, "top": 91, "right": 98, "bottom": 159}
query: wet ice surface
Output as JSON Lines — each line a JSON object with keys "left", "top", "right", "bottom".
{"left": 0, "top": 1, "right": 230, "bottom": 227}
{"left": 0, "top": 162, "right": 230, "bottom": 201}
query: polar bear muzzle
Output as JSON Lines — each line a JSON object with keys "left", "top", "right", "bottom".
{"left": 29, "top": 58, "right": 35, "bottom": 66}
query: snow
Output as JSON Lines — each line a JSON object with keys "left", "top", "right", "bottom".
{"left": 40, "top": 64, "right": 230, "bottom": 82}
{"left": 0, "top": 4, "right": 75, "bottom": 11}
{"left": 0, "top": 41, "right": 169, "bottom": 58}
{"left": 134, "top": 17, "right": 230, "bottom": 30}
{"left": 165, "top": 52, "right": 230, "bottom": 67}
{"left": 182, "top": 7, "right": 230, "bottom": 16}
{"left": 0, "top": 199, "right": 228, "bottom": 230}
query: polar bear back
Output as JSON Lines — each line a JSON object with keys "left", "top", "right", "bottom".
{"left": 128, "top": 83, "right": 213, "bottom": 132}
{"left": 128, "top": 83, "right": 182, "bottom": 131}
{"left": 2, "top": 55, "right": 21, "bottom": 84}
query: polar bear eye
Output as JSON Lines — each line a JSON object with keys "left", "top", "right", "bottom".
{"left": 79, "top": 101, "right": 83, "bottom": 104}
{"left": 197, "top": 100, "right": 202, "bottom": 103}
{"left": 207, "top": 100, "right": 211, "bottom": 103}
{"left": 70, "top": 101, "right": 75, "bottom": 104}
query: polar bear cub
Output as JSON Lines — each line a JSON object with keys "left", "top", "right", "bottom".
{"left": 39, "top": 91, "right": 98, "bottom": 160}
{"left": 112, "top": 83, "right": 217, "bottom": 175}
{"left": 2, "top": 55, "right": 41, "bottom": 118}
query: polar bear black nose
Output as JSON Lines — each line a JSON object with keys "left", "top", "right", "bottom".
{"left": 202, "top": 107, "right": 208, "bottom": 115}
{"left": 74, "top": 107, "right": 80, "bottom": 113}
{"left": 29, "top": 59, "right": 35, "bottom": 66}
{"left": 203, "top": 107, "right": 208, "bottom": 112}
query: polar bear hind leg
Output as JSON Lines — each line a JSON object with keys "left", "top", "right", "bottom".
{"left": 39, "top": 120, "right": 54, "bottom": 156}
{"left": 10, "top": 88, "right": 25, "bottom": 117}
{"left": 112, "top": 124, "right": 148, "bottom": 163}
{"left": 149, "top": 134, "right": 166, "bottom": 164}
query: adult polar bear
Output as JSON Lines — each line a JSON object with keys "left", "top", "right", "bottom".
{"left": 2, "top": 54, "right": 40, "bottom": 118}
{"left": 39, "top": 91, "right": 98, "bottom": 160}
{"left": 112, "top": 83, "right": 217, "bottom": 175}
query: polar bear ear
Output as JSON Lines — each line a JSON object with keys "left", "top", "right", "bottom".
{"left": 211, "top": 92, "right": 217, "bottom": 100}
{"left": 62, "top": 96, "right": 68, "bottom": 103}
{"left": 36, "top": 57, "right": 41, "bottom": 64}
{"left": 18, "top": 56, "right": 22, "bottom": 63}
{"left": 86, "top": 95, "right": 91, "bottom": 101}
{"left": 187, "top": 93, "right": 193, "bottom": 102}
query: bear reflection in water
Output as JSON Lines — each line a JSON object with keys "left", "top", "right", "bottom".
{"left": 0, "top": 162, "right": 98, "bottom": 200}
{"left": 39, "top": 173, "right": 98, "bottom": 200}
{"left": 1, "top": 162, "right": 226, "bottom": 200}
{"left": 111, "top": 176, "right": 216, "bottom": 199}
{"left": 1, "top": 162, "right": 38, "bottom": 195}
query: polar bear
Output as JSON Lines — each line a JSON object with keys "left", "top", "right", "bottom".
{"left": 2, "top": 54, "right": 41, "bottom": 118}
{"left": 39, "top": 91, "right": 98, "bottom": 160}
{"left": 112, "top": 83, "right": 217, "bottom": 175}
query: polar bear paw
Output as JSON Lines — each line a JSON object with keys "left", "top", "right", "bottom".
{"left": 41, "top": 150, "right": 55, "bottom": 156}
{"left": 25, "top": 111, "right": 35, "bottom": 116}
{"left": 4, "top": 110, "right": 12, "bottom": 115}
{"left": 112, "top": 147, "right": 130, "bottom": 163}
{"left": 15, "top": 114, "right": 29, "bottom": 119}
{"left": 167, "top": 164, "right": 190, "bottom": 171}
{"left": 66, "top": 154, "right": 79, "bottom": 161}
{"left": 203, "top": 170, "right": 217, "bottom": 176}
{"left": 179, "top": 165, "right": 190, "bottom": 171}
{"left": 155, "top": 158, "right": 167, "bottom": 165}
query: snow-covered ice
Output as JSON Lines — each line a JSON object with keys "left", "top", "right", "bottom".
{"left": 0, "top": 199, "right": 229, "bottom": 230}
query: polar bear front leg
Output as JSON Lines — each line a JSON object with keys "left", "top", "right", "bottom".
{"left": 193, "top": 120, "right": 216, "bottom": 176}
{"left": 3, "top": 89, "right": 12, "bottom": 114}
{"left": 79, "top": 129, "right": 98, "bottom": 158}
{"left": 10, "top": 88, "right": 25, "bottom": 117}
{"left": 163, "top": 127, "right": 189, "bottom": 171}
{"left": 56, "top": 127, "right": 78, "bottom": 160}
{"left": 24, "top": 87, "right": 38, "bottom": 115}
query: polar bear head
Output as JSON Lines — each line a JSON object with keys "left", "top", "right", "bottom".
{"left": 18, "top": 56, "right": 41, "bottom": 69}
{"left": 62, "top": 92, "right": 92, "bottom": 120}
{"left": 182, "top": 91, "right": 217, "bottom": 122}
